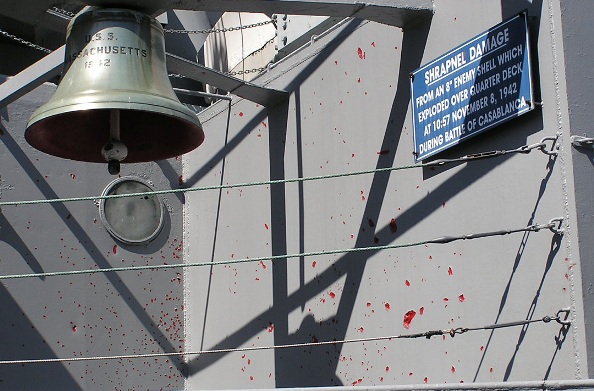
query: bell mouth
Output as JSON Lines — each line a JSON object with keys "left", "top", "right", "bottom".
{"left": 25, "top": 107, "right": 204, "bottom": 163}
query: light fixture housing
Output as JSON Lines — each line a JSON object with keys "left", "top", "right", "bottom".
{"left": 99, "top": 176, "right": 165, "bottom": 245}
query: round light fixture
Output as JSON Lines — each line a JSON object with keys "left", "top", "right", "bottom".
{"left": 99, "top": 177, "right": 164, "bottom": 245}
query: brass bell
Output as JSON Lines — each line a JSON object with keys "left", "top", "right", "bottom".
{"left": 25, "top": 8, "right": 204, "bottom": 172}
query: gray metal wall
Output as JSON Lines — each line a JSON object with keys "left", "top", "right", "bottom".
{"left": 184, "top": 0, "right": 588, "bottom": 389}
{"left": 1, "top": 0, "right": 594, "bottom": 390}
{"left": 0, "top": 81, "right": 187, "bottom": 389}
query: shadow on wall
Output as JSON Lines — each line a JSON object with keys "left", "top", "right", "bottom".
{"left": 187, "top": 1, "right": 559, "bottom": 387}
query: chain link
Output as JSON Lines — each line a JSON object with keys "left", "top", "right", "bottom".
{"left": 47, "top": 6, "right": 77, "bottom": 19}
{"left": 0, "top": 28, "right": 51, "bottom": 54}
{"left": 227, "top": 67, "right": 267, "bottom": 76}
{"left": 164, "top": 20, "right": 274, "bottom": 35}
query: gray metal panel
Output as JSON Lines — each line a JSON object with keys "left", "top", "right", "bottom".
{"left": 0, "top": 82, "right": 186, "bottom": 389}
{"left": 183, "top": 0, "right": 582, "bottom": 388}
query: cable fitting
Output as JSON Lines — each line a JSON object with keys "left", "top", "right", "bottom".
{"left": 546, "top": 217, "right": 565, "bottom": 235}
{"left": 571, "top": 135, "right": 594, "bottom": 149}
{"left": 523, "top": 134, "right": 560, "bottom": 156}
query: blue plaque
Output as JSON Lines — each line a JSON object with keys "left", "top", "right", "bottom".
{"left": 410, "top": 12, "right": 534, "bottom": 161}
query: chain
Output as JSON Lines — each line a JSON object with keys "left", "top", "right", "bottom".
{"left": 0, "top": 29, "right": 51, "bottom": 54}
{"left": 164, "top": 20, "right": 274, "bottom": 35}
{"left": 227, "top": 67, "right": 267, "bottom": 76}
{"left": 46, "top": 6, "right": 76, "bottom": 20}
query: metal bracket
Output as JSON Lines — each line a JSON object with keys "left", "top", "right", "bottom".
{"left": 571, "top": 135, "right": 594, "bottom": 149}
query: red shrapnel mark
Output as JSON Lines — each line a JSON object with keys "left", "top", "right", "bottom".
{"left": 379, "top": 377, "right": 384, "bottom": 382}
{"left": 458, "top": 294, "right": 465, "bottom": 302}
{"left": 357, "top": 78, "right": 361, "bottom": 83}
{"left": 264, "top": 223, "right": 269, "bottom": 230}
{"left": 371, "top": 41, "right": 376, "bottom": 47}
{"left": 368, "top": 218, "right": 375, "bottom": 228}
{"left": 480, "top": 345, "right": 485, "bottom": 352}
{"left": 250, "top": 376, "right": 254, "bottom": 381}
{"left": 403, "top": 310, "right": 416, "bottom": 329}
{"left": 409, "top": 372, "right": 414, "bottom": 376}
{"left": 429, "top": 255, "right": 433, "bottom": 260}
{"left": 385, "top": 302, "right": 391, "bottom": 310}
{"left": 335, "top": 60, "right": 339, "bottom": 65}
{"left": 312, "top": 261, "right": 317, "bottom": 268}
{"left": 267, "top": 323, "right": 274, "bottom": 332}
{"left": 565, "top": 273, "right": 569, "bottom": 280}
{"left": 178, "top": 175, "right": 184, "bottom": 186}
{"left": 261, "top": 121, "right": 267, "bottom": 128}
{"left": 113, "top": 245, "right": 117, "bottom": 254}
{"left": 239, "top": 112, "right": 244, "bottom": 117}
{"left": 329, "top": 291, "right": 336, "bottom": 299}
{"left": 490, "top": 367, "right": 493, "bottom": 373}
{"left": 72, "top": 325, "right": 77, "bottom": 333}
{"left": 70, "top": 173, "right": 76, "bottom": 180}
{"left": 443, "top": 297, "right": 449, "bottom": 302}
{"left": 442, "top": 202, "right": 446, "bottom": 208}
{"left": 357, "top": 327, "right": 364, "bottom": 333}
{"left": 385, "top": 366, "right": 390, "bottom": 372}
{"left": 260, "top": 260, "right": 267, "bottom": 269}
{"left": 352, "top": 378, "right": 363, "bottom": 386}
{"left": 405, "top": 280, "right": 410, "bottom": 287}
{"left": 357, "top": 47, "right": 365, "bottom": 59}
{"left": 451, "top": 366, "right": 456, "bottom": 373}
{"left": 420, "top": 306, "right": 425, "bottom": 315}
{"left": 247, "top": 359, "right": 251, "bottom": 365}
{"left": 366, "top": 302, "right": 372, "bottom": 307}
{"left": 389, "top": 218, "right": 397, "bottom": 233}
{"left": 424, "top": 377, "right": 428, "bottom": 384}
{"left": 377, "top": 150, "right": 390, "bottom": 155}
{"left": 448, "top": 266, "right": 453, "bottom": 275}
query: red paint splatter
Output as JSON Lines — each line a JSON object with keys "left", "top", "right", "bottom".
{"left": 403, "top": 310, "right": 416, "bottom": 329}
{"left": 264, "top": 223, "right": 269, "bottom": 230}
{"left": 388, "top": 218, "right": 397, "bottom": 233}
{"left": 371, "top": 42, "right": 376, "bottom": 47}
{"left": 357, "top": 327, "right": 364, "bottom": 333}
{"left": 443, "top": 297, "right": 449, "bottom": 302}
{"left": 480, "top": 346, "right": 485, "bottom": 351}
{"left": 260, "top": 260, "right": 267, "bottom": 269}
{"left": 424, "top": 377, "right": 428, "bottom": 384}
{"left": 357, "top": 47, "right": 365, "bottom": 59}
{"left": 239, "top": 112, "right": 244, "bottom": 117}
{"left": 366, "top": 302, "right": 372, "bottom": 307}
{"left": 329, "top": 291, "right": 336, "bottom": 299}
{"left": 250, "top": 376, "right": 254, "bottom": 381}
{"left": 312, "top": 261, "right": 317, "bottom": 268}
{"left": 451, "top": 366, "right": 456, "bottom": 373}
{"left": 448, "top": 266, "right": 453, "bottom": 275}
{"left": 352, "top": 378, "right": 363, "bottom": 386}
{"left": 458, "top": 294, "right": 465, "bottom": 302}
{"left": 178, "top": 175, "right": 184, "bottom": 186}
{"left": 377, "top": 149, "right": 390, "bottom": 155}
{"left": 385, "top": 302, "right": 391, "bottom": 310}
{"left": 405, "top": 280, "right": 410, "bottom": 287}
{"left": 261, "top": 121, "right": 267, "bottom": 127}
{"left": 112, "top": 245, "right": 117, "bottom": 254}
{"left": 420, "top": 306, "right": 425, "bottom": 315}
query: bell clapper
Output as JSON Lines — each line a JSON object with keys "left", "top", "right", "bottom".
{"left": 101, "top": 109, "right": 128, "bottom": 175}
